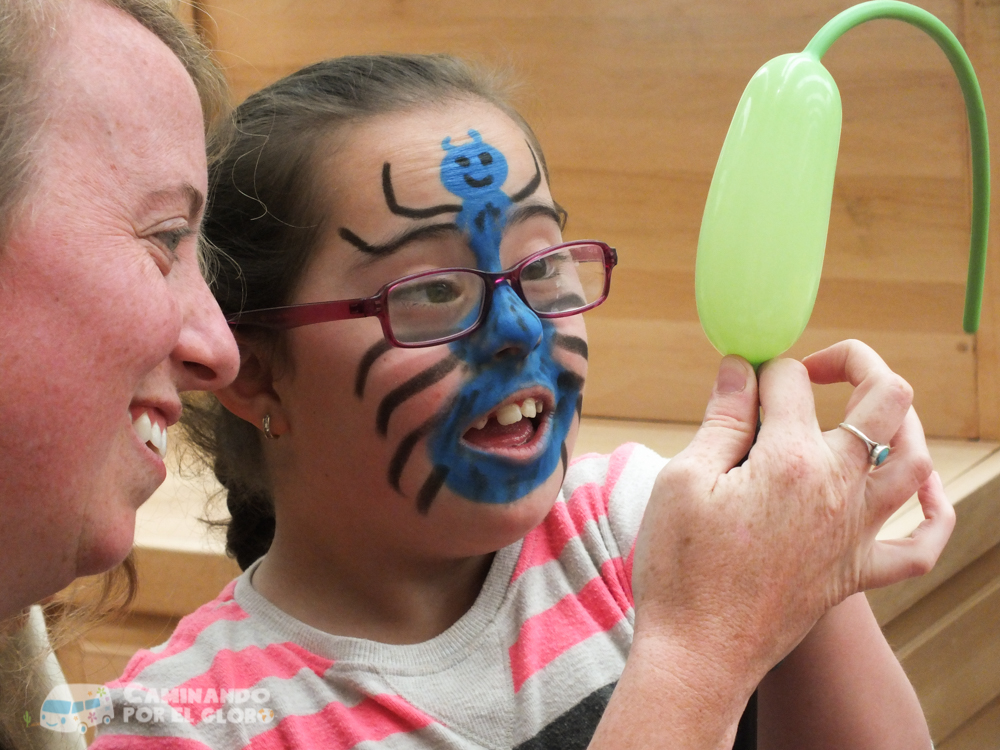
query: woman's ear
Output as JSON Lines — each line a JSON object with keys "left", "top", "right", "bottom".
{"left": 214, "top": 338, "right": 289, "bottom": 438}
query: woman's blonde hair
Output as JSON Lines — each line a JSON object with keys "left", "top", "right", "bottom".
{"left": 0, "top": 0, "right": 229, "bottom": 242}
{"left": 0, "top": 2, "right": 229, "bottom": 746}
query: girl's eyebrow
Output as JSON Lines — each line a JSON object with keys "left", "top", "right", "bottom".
{"left": 339, "top": 222, "right": 462, "bottom": 258}
{"left": 339, "top": 201, "right": 568, "bottom": 262}
{"left": 505, "top": 202, "right": 568, "bottom": 230}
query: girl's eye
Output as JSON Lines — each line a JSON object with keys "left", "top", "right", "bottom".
{"left": 402, "top": 279, "right": 462, "bottom": 305}
{"left": 521, "top": 257, "right": 555, "bottom": 281}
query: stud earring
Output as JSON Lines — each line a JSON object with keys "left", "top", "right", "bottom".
{"left": 262, "top": 414, "right": 279, "bottom": 440}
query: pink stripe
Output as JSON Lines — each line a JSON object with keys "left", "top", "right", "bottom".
{"left": 513, "top": 444, "right": 638, "bottom": 581}
{"left": 509, "top": 576, "right": 627, "bottom": 692}
{"left": 90, "top": 736, "right": 211, "bottom": 750}
{"left": 245, "top": 693, "right": 436, "bottom": 750}
{"left": 601, "top": 557, "right": 633, "bottom": 614}
{"left": 111, "top": 581, "right": 247, "bottom": 685}
{"left": 623, "top": 542, "right": 636, "bottom": 605}
{"left": 164, "top": 642, "right": 334, "bottom": 726}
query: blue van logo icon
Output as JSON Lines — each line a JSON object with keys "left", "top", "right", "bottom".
{"left": 39, "top": 684, "right": 112, "bottom": 734}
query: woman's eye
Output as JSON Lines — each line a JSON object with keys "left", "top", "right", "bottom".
{"left": 144, "top": 226, "right": 193, "bottom": 275}
{"left": 154, "top": 227, "right": 192, "bottom": 255}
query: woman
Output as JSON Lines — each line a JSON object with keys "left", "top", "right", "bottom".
{"left": 0, "top": 0, "right": 238, "bottom": 746}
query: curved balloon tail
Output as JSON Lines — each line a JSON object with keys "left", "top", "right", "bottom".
{"left": 804, "top": 0, "right": 989, "bottom": 333}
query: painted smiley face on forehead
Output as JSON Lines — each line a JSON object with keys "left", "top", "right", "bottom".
{"left": 341, "top": 127, "right": 586, "bottom": 514}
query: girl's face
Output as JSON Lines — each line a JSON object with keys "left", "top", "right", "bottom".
{"left": 268, "top": 100, "right": 588, "bottom": 558}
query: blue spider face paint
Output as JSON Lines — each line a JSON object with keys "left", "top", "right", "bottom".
{"left": 440, "top": 130, "right": 511, "bottom": 273}
{"left": 424, "top": 131, "right": 580, "bottom": 508}
{"left": 338, "top": 116, "right": 586, "bottom": 516}
{"left": 441, "top": 130, "right": 508, "bottom": 197}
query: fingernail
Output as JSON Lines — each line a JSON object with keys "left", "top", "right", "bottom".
{"left": 717, "top": 356, "right": 747, "bottom": 394}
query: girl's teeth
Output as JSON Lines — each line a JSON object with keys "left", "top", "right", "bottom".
{"left": 473, "top": 398, "right": 543, "bottom": 430}
{"left": 496, "top": 403, "right": 524, "bottom": 426}
{"left": 520, "top": 398, "right": 537, "bottom": 419}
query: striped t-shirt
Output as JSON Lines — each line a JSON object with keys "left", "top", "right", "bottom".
{"left": 91, "top": 443, "right": 667, "bottom": 750}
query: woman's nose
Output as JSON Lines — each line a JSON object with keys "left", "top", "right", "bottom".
{"left": 456, "top": 283, "right": 542, "bottom": 366}
{"left": 171, "top": 273, "right": 240, "bottom": 392}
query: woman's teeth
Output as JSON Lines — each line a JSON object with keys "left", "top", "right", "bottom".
{"left": 472, "top": 397, "right": 543, "bottom": 430}
{"left": 132, "top": 411, "right": 167, "bottom": 457}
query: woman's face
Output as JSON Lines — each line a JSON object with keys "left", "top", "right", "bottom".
{"left": 269, "top": 100, "right": 589, "bottom": 558}
{"left": 0, "top": 1, "right": 239, "bottom": 614}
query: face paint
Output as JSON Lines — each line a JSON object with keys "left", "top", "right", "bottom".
{"left": 426, "top": 131, "right": 581, "bottom": 509}
{"left": 342, "top": 127, "right": 583, "bottom": 513}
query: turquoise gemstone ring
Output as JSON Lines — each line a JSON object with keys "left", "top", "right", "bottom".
{"left": 838, "top": 423, "right": 890, "bottom": 467}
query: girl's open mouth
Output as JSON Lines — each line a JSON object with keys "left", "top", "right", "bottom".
{"left": 461, "top": 394, "right": 550, "bottom": 456}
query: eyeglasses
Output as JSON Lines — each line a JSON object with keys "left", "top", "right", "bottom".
{"left": 226, "top": 240, "right": 618, "bottom": 348}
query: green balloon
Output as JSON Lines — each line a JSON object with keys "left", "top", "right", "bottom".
{"left": 694, "top": 2, "right": 989, "bottom": 367}
{"left": 696, "top": 52, "right": 842, "bottom": 366}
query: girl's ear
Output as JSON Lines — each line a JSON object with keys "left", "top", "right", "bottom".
{"left": 214, "top": 339, "right": 289, "bottom": 438}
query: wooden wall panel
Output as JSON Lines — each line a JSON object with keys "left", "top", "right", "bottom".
{"left": 173, "top": 0, "right": 195, "bottom": 28}
{"left": 884, "top": 542, "right": 1000, "bottom": 741}
{"left": 964, "top": 0, "right": 1000, "bottom": 440}
{"left": 196, "top": 0, "right": 991, "bottom": 438}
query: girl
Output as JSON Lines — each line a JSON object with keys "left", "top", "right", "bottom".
{"left": 93, "top": 55, "right": 939, "bottom": 749}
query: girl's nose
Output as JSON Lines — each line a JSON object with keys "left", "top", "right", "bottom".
{"left": 456, "top": 283, "right": 542, "bottom": 366}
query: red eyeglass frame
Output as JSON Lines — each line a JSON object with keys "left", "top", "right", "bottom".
{"left": 226, "top": 240, "right": 618, "bottom": 348}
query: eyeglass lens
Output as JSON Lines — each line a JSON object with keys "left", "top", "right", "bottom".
{"left": 385, "top": 243, "right": 608, "bottom": 345}
{"left": 387, "top": 271, "right": 486, "bottom": 345}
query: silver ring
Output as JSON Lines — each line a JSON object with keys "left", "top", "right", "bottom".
{"left": 838, "top": 423, "right": 889, "bottom": 467}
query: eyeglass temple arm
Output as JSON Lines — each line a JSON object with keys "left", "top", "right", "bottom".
{"left": 227, "top": 298, "right": 379, "bottom": 330}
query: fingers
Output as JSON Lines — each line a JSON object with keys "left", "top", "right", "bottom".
{"left": 674, "top": 356, "right": 759, "bottom": 475}
{"left": 802, "top": 339, "right": 891, "bottom": 387}
{"left": 863, "top": 408, "right": 933, "bottom": 524}
{"left": 756, "top": 357, "right": 821, "bottom": 443}
{"left": 803, "top": 340, "right": 913, "bottom": 468}
{"left": 863, "top": 471, "right": 956, "bottom": 589}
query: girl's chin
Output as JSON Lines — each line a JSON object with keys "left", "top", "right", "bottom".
{"left": 428, "top": 479, "right": 561, "bottom": 552}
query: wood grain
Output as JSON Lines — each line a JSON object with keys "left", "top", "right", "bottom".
{"left": 964, "top": 0, "right": 1000, "bottom": 440}
{"left": 938, "top": 692, "right": 1000, "bottom": 750}
{"left": 193, "top": 0, "right": 989, "bottom": 439}
{"left": 884, "top": 542, "right": 1000, "bottom": 741}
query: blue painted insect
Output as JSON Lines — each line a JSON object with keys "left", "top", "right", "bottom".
{"left": 438, "top": 129, "right": 517, "bottom": 270}
{"left": 343, "top": 130, "right": 583, "bottom": 512}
